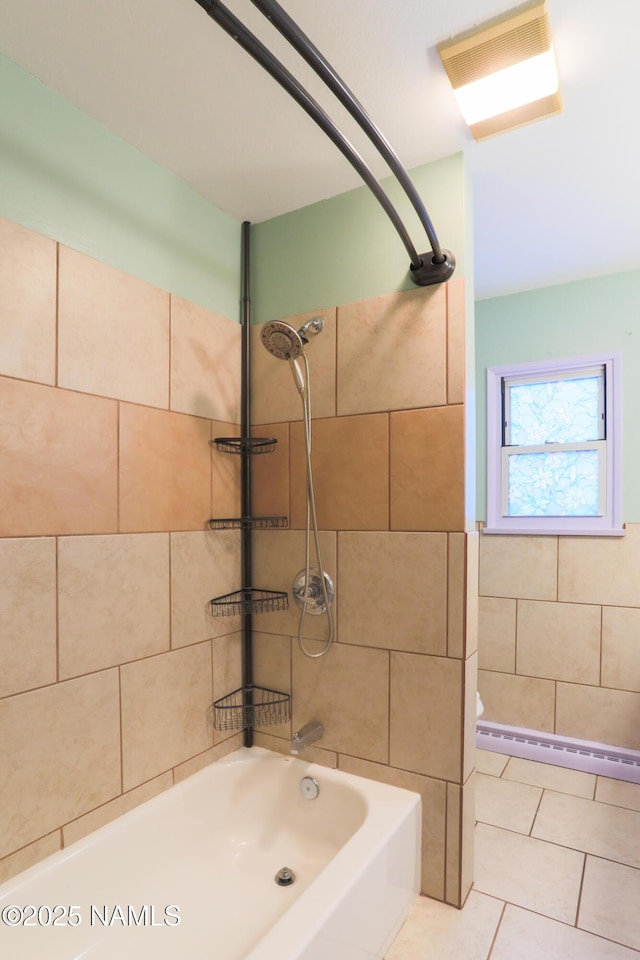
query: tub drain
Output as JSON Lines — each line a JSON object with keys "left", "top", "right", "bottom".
{"left": 275, "top": 867, "right": 296, "bottom": 886}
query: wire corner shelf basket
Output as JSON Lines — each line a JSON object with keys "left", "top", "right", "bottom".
{"left": 213, "top": 685, "right": 291, "bottom": 731}
{"left": 209, "top": 588, "right": 289, "bottom": 617}
{"left": 213, "top": 437, "right": 277, "bottom": 455}
{"left": 207, "top": 516, "right": 288, "bottom": 531}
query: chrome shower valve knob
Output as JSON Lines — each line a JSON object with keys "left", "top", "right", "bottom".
{"left": 292, "top": 568, "right": 334, "bottom": 615}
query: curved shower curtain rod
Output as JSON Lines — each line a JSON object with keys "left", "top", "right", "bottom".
{"left": 193, "top": 0, "right": 455, "bottom": 286}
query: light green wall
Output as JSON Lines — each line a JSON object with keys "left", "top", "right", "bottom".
{"left": 0, "top": 52, "right": 470, "bottom": 344}
{"left": 251, "top": 153, "right": 467, "bottom": 324}
{"left": 0, "top": 54, "right": 241, "bottom": 320}
{"left": 476, "top": 270, "right": 640, "bottom": 522}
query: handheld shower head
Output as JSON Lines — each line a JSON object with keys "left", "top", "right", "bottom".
{"left": 260, "top": 317, "right": 324, "bottom": 361}
{"left": 260, "top": 321, "right": 304, "bottom": 360}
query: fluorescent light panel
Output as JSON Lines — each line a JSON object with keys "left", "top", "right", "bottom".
{"left": 454, "top": 47, "right": 559, "bottom": 125}
{"left": 438, "top": 0, "right": 562, "bottom": 140}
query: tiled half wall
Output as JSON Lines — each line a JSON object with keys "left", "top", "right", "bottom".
{"left": 250, "top": 281, "right": 478, "bottom": 906}
{"left": 478, "top": 528, "right": 640, "bottom": 751}
{"left": 0, "top": 216, "right": 245, "bottom": 883}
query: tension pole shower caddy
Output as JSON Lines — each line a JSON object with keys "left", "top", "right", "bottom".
{"left": 198, "top": 0, "right": 457, "bottom": 745}
{"left": 209, "top": 222, "right": 291, "bottom": 746}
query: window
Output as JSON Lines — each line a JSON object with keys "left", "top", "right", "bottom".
{"left": 485, "top": 353, "right": 623, "bottom": 535}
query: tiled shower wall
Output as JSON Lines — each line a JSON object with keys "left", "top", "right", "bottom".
{"left": 250, "top": 280, "right": 478, "bottom": 907}
{"left": 478, "top": 529, "right": 640, "bottom": 751}
{"left": 0, "top": 216, "right": 245, "bottom": 883}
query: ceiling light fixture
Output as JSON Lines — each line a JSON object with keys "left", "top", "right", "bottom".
{"left": 438, "top": 0, "right": 562, "bottom": 140}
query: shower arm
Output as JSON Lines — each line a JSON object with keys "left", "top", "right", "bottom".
{"left": 193, "top": 0, "right": 455, "bottom": 286}
{"left": 249, "top": 0, "right": 450, "bottom": 274}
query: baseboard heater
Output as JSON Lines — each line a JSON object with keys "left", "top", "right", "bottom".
{"left": 477, "top": 720, "right": 640, "bottom": 784}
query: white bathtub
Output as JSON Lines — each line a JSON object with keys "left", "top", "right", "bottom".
{"left": 0, "top": 747, "right": 421, "bottom": 959}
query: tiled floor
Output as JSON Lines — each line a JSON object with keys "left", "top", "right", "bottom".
{"left": 386, "top": 749, "right": 640, "bottom": 959}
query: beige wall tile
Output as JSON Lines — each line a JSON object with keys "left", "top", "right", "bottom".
{"left": 58, "top": 534, "right": 170, "bottom": 679}
{"left": 292, "top": 641, "right": 389, "bottom": 763}
{"left": 173, "top": 733, "right": 244, "bottom": 783}
{"left": 445, "top": 783, "right": 461, "bottom": 907}
{"left": 390, "top": 406, "right": 465, "bottom": 532}
{"left": 559, "top": 525, "right": 640, "bottom": 607}
{"left": 338, "top": 754, "right": 447, "bottom": 901}
{"left": 556, "top": 682, "right": 640, "bottom": 750}
{"left": 337, "top": 286, "right": 446, "bottom": 415}
{"left": 474, "top": 822, "right": 584, "bottom": 924}
{"left": 62, "top": 772, "right": 174, "bottom": 847}
{"left": 0, "top": 832, "right": 61, "bottom": 887}
{"left": 250, "top": 422, "right": 289, "bottom": 522}
{"left": 251, "top": 308, "right": 336, "bottom": 424}
{"left": 602, "top": 606, "right": 640, "bottom": 693}
{"left": 212, "top": 633, "right": 243, "bottom": 745}
{"left": 390, "top": 652, "right": 462, "bottom": 781}
{"left": 121, "top": 643, "right": 213, "bottom": 790}
{"left": 463, "top": 652, "right": 478, "bottom": 783}
{"left": 462, "top": 776, "right": 476, "bottom": 906}
{"left": 339, "top": 531, "right": 447, "bottom": 655}
{"left": 493, "top": 903, "right": 640, "bottom": 960}
{"left": 0, "top": 670, "right": 121, "bottom": 858}
{"left": 253, "top": 632, "right": 291, "bottom": 739}
{"left": 253, "top": 732, "right": 338, "bottom": 768}
{"left": 464, "top": 532, "right": 479, "bottom": 658}
{"left": 448, "top": 534, "right": 465, "bottom": 658}
{"left": 479, "top": 534, "right": 558, "bottom": 600}
{"left": 170, "top": 295, "right": 240, "bottom": 422}
{"left": 387, "top": 890, "right": 503, "bottom": 960}
{"left": 290, "top": 414, "right": 389, "bottom": 530}
{"left": 517, "top": 600, "right": 601, "bottom": 685}
{"left": 0, "top": 216, "right": 56, "bottom": 385}
{"left": 0, "top": 538, "right": 56, "bottom": 698}
{"left": 446, "top": 774, "right": 475, "bottom": 907}
{"left": 532, "top": 790, "right": 640, "bottom": 869}
{"left": 252, "top": 529, "right": 337, "bottom": 641}
{"left": 478, "top": 597, "right": 516, "bottom": 673}
{"left": 579, "top": 857, "right": 640, "bottom": 951}
{"left": 119, "top": 404, "right": 212, "bottom": 533}
{"left": 170, "top": 531, "right": 242, "bottom": 646}
{"left": 447, "top": 278, "right": 465, "bottom": 405}
{"left": 58, "top": 246, "right": 169, "bottom": 406}
{"left": 211, "top": 420, "right": 242, "bottom": 520}
{"left": 0, "top": 378, "right": 118, "bottom": 537}
{"left": 478, "top": 669, "right": 555, "bottom": 732}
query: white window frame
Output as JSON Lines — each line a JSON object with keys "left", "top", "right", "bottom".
{"left": 485, "top": 352, "right": 623, "bottom": 535}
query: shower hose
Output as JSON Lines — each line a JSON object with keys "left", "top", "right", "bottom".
{"left": 289, "top": 352, "right": 335, "bottom": 658}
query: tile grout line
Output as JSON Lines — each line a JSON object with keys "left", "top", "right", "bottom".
{"left": 485, "top": 899, "right": 508, "bottom": 960}
{"left": 573, "top": 853, "right": 588, "bottom": 928}
{"left": 55, "top": 242, "right": 60, "bottom": 387}
{"left": 118, "top": 665, "right": 124, "bottom": 797}
{"left": 528, "top": 786, "right": 546, "bottom": 837}
{"left": 55, "top": 537, "right": 60, "bottom": 684}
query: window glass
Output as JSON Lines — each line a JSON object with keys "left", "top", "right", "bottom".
{"left": 507, "top": 375, "right": 602, "bottom": 445}
{"left": 507, "top": 449, "right": 600, "bottom": 517}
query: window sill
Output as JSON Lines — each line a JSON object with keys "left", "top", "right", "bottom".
{"left": 482, "top": 526, "right": 626, "bottom": 537}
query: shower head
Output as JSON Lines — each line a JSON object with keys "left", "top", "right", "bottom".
{"left": 261, "top": 321, "right": 304, "bottom": 360}
{"left": 260, "top": 317, "right": 324, "bottom": 361}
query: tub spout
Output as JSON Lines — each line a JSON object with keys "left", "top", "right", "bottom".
{"left": 291, "top": 721, "right": 324, "bottom": 755}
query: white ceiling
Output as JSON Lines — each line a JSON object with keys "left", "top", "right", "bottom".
{"left": 1, "top": 0, "right": 639, "bottom": 300}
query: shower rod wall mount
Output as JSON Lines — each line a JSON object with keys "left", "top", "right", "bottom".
{"left": 410, "top": 249, "right": 457, "bottom": 286}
